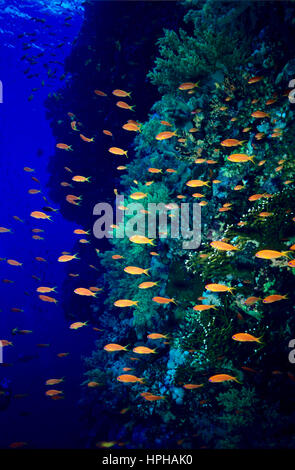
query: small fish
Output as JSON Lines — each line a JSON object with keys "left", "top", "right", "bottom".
{"left": 45, "top": 390, "right": 63, "bottom": 397}
{"left": 263, "top": 294, "right": 287, "bottom": 303}
{"left": 205, "top": 283, "right": 234, "bottom": 294}
{"left": 56, "top": 143, "right": 73, "bottom": 151}
{"left": 117, "top": 374, "right": 144, "bottom": 383}
{"left": 129, "top": 235, "right": 154, "bottom": 245}
{"left": 124, "top": 266, "right": 150, "bottom": 276}
{"left": 133, "top": 346, "right": 156, "bottom": 354}
{"left": 7, "top": 259, "right": 22, "bottom": 267}
{"left": 183, "top": 384, "right": 204, "bottom": 390}
{"left": 178, "top": 82, "right": 199, "bottom": 90}
{"left": 39, "top": 295, "right": 57, "bottom": 304}
{"left": 30, "top": 211, "right": 51, "bottom": 220}
{"left": 209, "top": 374, "right": 240, "bottom": 383}
{"left": 232, "top": 333, "right": 262, "bottom": 343}
{"left": 138, "top": 281, "right": 158, "bottom": 289}
{"left": 80, "top": 134, "right": 94, "bottom": 143}
{"left": 193, "top": 304, "right": 217, "bottom": 311}
{"left": 210, "top": 241, "right": 238, "bottom": 251}
{"left": 114, "top": 299, "right": 138, "bottom": 307}
{"left": 46, "top": 378, "right": 64, "bottom": 386}
{"left": 94, "top": 89, "right": 107, "bottom": 96}
{"left": 58, "top": 253, "right": 79, "bottom": 262}
{"left": 152, "top": 296, "right": 175, "bottom": 304}
{"left": 244, "top": 296, "right": 261, "bottom": 306}
{"left": 248, "top": 76, "right": 264, "bottom": 84}
{"left": 116, "top": 101, "right": 135, "bottom": 111}
{"left": 255, "top": 250, "right": 289, "bottom": 260}
{"left": 104, "top": 344, "right": 128, "bottom": 352}
{"left": 108, "top": 147, "right": 128, "bottom": 157}
{"left": 220, "top": 139, "right": 246, "bottom": 147}
{"left": 155, "top": 131, "right": 177, "bottom": 140}
{"left": 227, "top": 154, "right": 254, "bottom": 164}
{"left": 69, "top": 321, "right": 88, "bottom": 330}
{"left": 74, "top": 288, "right": 96, "bottom": 297}
{"left": 186, "top": 180, "right": 209, "bottom": 188}
{"left": 251, "top": 110, "right": 269, "bottom": 118}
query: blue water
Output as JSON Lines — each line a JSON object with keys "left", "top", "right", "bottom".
{"left": 0, "top": 0, "right": 98, "bottom": 448}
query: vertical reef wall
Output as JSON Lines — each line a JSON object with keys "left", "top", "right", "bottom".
{"left": 46, "top": 1, "right": 295, "bottom": 449}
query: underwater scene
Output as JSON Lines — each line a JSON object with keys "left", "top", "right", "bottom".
{"left": 1, "top": 0, "right": 295, "bottom": 455}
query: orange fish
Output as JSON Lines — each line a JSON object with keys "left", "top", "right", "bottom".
{"left": 193, "top": 304, "right": 217, "bottom": 311}
{"left": 7, "top": 259, "right": 22, "bottom": 267}
{"left": 155, "top": 131, "right": 177, "bottom": 141}
{"left": 45, "top": 390, "right": 63, "bottom": 397}
{"left": 227, "top": 154, "right": 254, "bottom": 164}
{"left": 114, "top": 299, "right": 138, "bottom": 307}
{"left": 220, "top": 139, "right": 246, "bottom": 147}
{"left": 255, "top": 250, "right": 289, "bottom": 260}
{"left": 263, "top": 294, "right": 287, "bottom": 303}
{"left": 56, "top": 143, "right": 72, "bottom": 151}
{"left": 251, "top": 110, "right": 269, "bottom": 118}
{"left": 124, "top": 266, "right": 149, "bottom": 275}
{"left": 209, "top": 374, "right": 240, "bottom": 383}
{"left": 46, "top": 378, "right": 64, "bottom": 386}
{"left": 178, "top": 82, "right": 199, "bottom": 90}
{"left": 152, "top": 296, "right": 175, "bottom": 304}
{"left": 210, "top": 241, "right": 238, "bottom": 251}
{"left": 205, "top": 283, "right": 234, "bottom": 294}
{"left": 116, "top": 101, "right": 135, "bottom": 111}
{"left": 248, "top": 76, "right": 264, "bottom": 84}
{"left": 138, "top": 281, "right": 158, "bottom": 289}
{"left": 183, "top": 384, "right": 204, "bottom": 389}
{"left": 244, "top": 296, "right": 261, "bottom": 306}
{"left": 117, "top": 374, "right": 144, "bottom": 383}
{"left": 129, "top": 235, "right": 154, "bottom": 245}
{"left": 232, "top": 333, "right": 262, "bottom": 343}
{"left": 133, "top": 346, "right": 156, "bottom": 354}
{"left": 80, "top": 134, "right": 94, "bottom": 143}
{"left": 30, "top": 211, "right": 51, "bottom": 220}
{"left": 108, "top": 147, "right": 128, "bottom": 157}
{"left": 69, "top": 321, "right": 88, "bottom": 330}
{"left": 147, "top": 333, "right": 168, "bottom": 340}
{"left": 94, "top": 89, "right": 107, "bottom": 96}
{"left": 112, "top": 89, "right": 131, "bottom": 98}
{"left": 39, "top": 295, "right": 57, "bottom": 304}
{"left": 186, "top": 179, "right": 209, "bottom": 188}
{"left": 104, "top": 344, "right": 128, "bottom": 352}
{"left": 58, "top": 253, "right": 79, "bottom": 262}
{"left": 74, "top": 288, "right": 96, "bottom": 297}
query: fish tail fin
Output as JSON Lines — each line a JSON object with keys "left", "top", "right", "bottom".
{"left": 130, "top": 105, "right": 136, "bottom": 112}
{"left": 258, "top": 335, "right": 265, "bottom": 344}
{"left": 229, "top": 287, "right": 236, "bottom": 295}
{"left": 127, "top": 91, "right": 132, "bottom": 98}
{"left": 239, "top": 140, "right": 247, "bottom": 145}
{"left": 124, "top": 150, "right": 128, "bottom": 158}
{"left": 172, "top": 298, "right": 177, "bottom": 305}
{"left": 283, "top": 251, "right": 292, "bottom": 259}
{"left": 149, "top": 239, "right": 155, "bottom": 246}
{"left": 73, "top": 253, "right": 80, "bottom": 260}
{"left": 234, "top": 378, "right": 242, "bottom": 384}
{"left": 249, "top": 155, "right": 255, "bottom": 164}
{"left": 144, "top": 269, "right": 150, "bottom": 276}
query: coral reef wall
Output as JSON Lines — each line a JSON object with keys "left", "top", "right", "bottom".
{"left": 46, "top": 0, "right": 295, "bottom": 449}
